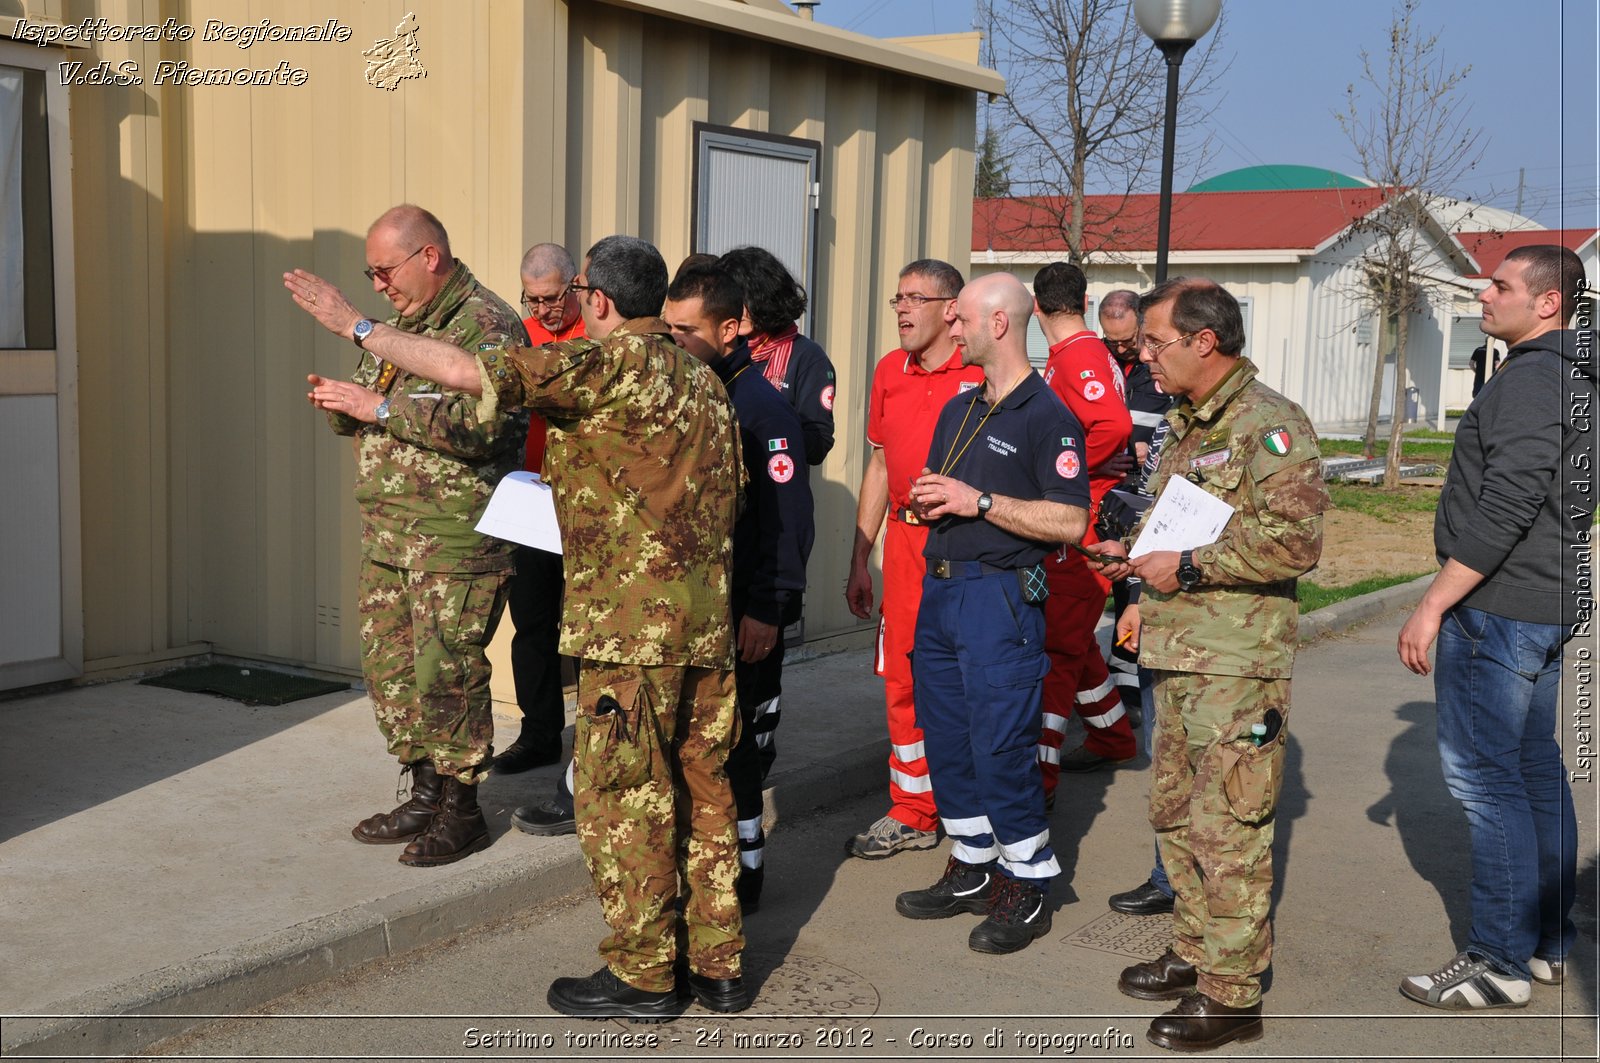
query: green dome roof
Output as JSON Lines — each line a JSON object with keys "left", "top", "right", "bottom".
{"left": 1189, "top": 165, "right": 1370, "bottom": 192}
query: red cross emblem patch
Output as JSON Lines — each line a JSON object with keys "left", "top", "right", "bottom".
{"left": 768, "top": 453, "right": 796, "bottom": 483}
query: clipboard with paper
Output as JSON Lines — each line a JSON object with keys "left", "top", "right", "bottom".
{"left": 1129, "top": 474, "right": 1235, "bottom": 557}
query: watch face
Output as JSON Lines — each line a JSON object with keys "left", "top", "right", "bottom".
{"left": 354, "top": 319, "right": 373, "bottom": 339}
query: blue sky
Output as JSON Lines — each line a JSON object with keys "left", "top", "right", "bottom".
{"left": 813, "top": 0, "right": 1599, "bottom": 230}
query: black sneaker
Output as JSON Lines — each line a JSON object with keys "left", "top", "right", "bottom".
{"left": 968, "top": 875, "right": 1051, "bottom": 954}
{"left": 547, "top": 967, "right": 682, "bottom": 1022}
{"left": 512, "top": 799, "right": 576, "bottom": 836}
{"left": 895, "top": 856, "right": 996, "bottom": 919}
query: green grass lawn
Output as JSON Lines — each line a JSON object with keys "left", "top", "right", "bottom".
{"left": 1320, "top": 437, "right": 1455, "bottom": 463}
{"left": 1300, "top": 572, "right": 1430, "bottom": 612}
{"left": 1326, "top": 482, "right": 1441, "bottom": 521}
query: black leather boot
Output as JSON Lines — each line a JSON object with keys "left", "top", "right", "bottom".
{"left": 352, "top": 760, "right": 441, "bottom": 844}
{"left": 399, "top": 774, "right": 491, "bottom": 866}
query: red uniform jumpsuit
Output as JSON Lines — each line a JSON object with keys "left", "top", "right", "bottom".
{"left": 868, "top": 348, "right": 986, "bottom": 831}
{"left": 1039, "top": 331, "right": 1137, "bottom": 792}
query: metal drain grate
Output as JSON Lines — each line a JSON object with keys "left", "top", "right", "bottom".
{"left": 1061, "top": 910, "right": 1172, "bottom": 961}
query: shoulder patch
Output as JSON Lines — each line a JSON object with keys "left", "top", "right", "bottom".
{"left": 820, "top": 384, "right": 835, "bottom": 411}
{"left": 1084, "top": 380, "right": 1106, "bottom": 401}
{"left": 1262, "top": 425, "right": 1291, "bottom": 456}
{"left": 1079, "top": 369, "right": 1095, "bottom": 379}
{"left": 1056, "top": 450, "right": 1081, "bottom": 479}
{"left": 767, "top": 453, "right": 796, "bottom": 483}
{"left": 767, "top": 437, "right": 789, "bottom": 452}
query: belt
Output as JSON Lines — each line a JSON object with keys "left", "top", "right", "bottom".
{"left": 927, "top": 559, "right": 1012, "bottom": 580}
{"left": 893, "top": 506, "right": 922, "bottom": 526}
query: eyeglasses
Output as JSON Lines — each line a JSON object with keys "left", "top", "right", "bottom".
{"left": 568, "top": 281, "right": 600, "bottom": 297}
{"left": 1142, "top": 332, "right": 1196, "bottom": 356}
{"left": 364, "top": 246, "right": 424, "bottom": 283}
{"left": 521, "top": 286, "right": 571, "bottom": 314}
{"left": 1104, "top": 335, "right": 1139, "bottom": 353}
{"left": 888, "top": 293, "right": 954, "bottom": 309}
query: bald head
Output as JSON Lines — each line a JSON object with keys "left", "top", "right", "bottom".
{"left": 369, "top": 204, "right": 452, "bottom": 263}
{"left": 949, "top": 272, "right": 1034, "bottom": 381}
{"left": 521, "top": 242, "right": 576, "bottom": 284}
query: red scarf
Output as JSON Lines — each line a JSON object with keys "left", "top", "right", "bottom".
{"left": 748, "top": 324, "right": 799, "bottom": 388}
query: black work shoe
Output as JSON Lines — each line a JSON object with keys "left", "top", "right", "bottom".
{"left": 736, "top": 866, "right": 764, "bottom": 914}
{"left": 491, "top": 737, "right": 562, "bottom": 774}
{"left": 1109, "top": 878, "right": 1176, "bottom": 916}
{"left": 547, "top": 967, "right": 682, "bottom": 1023}
{"left": 685, "top": 972, "right": 751, "bottom": 1013}
{"left": 895, "top": 857, "right": 997, "bottom": 919}
{"left": 1119, "top": 948, "right": 1199, "bottom": 1001}
{"left": 1146, "top": 991, "right": 1263, "bottom": 1052}
{"left": 968, "top": 875, "right": 1051, "bottom": 954}
{"left": 1059, "top": 743, "right": 1135, "bottom": 773}
{"left": 512, "top": 799, "right": 576, "bottom": 836}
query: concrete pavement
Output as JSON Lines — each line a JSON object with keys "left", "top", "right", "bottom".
{"left": 3, "top": 576, "right": 1596, "bottom": 1058}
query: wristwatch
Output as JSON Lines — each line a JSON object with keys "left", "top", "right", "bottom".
{"left": 352, "top": 318, "right": 376, "bottom": 348}
{"left": 976, "top": 492, "right": 994, "bottom": 519}
{"left": 373, "top": 399, "right": 391, "bottom": 426}
{"left": 1176, "top": 549, "right": 1202, "bottom": 592}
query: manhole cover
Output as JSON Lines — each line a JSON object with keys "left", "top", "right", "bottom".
{"left": 739, "top": 951, "right": 880, "bottom": 1017}
{"left": 1061, "top": 910, "right": 1171, "bottom": 961}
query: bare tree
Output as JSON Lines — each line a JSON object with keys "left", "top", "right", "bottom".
{"left": 1335, "top": 0, "right": 1483, "bottom": 483}
{"left": 979, "top": 0, "right": 1226, "bottom": 263}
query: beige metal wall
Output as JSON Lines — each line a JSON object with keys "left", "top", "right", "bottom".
{"left": 62, "top": 0, "right": 978, "bottom": 681}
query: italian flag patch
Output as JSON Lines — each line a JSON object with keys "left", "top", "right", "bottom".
{"left": 1262, "top": 426, "right": 1291, "bottom": 456}
{"left": 768, "top": 438, "right": 789, "bottom": 452}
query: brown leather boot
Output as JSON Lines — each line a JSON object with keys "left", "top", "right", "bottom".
{"left": 1119, "top": 948, "right": 1198, "bottom": 1000}
{"left": 1146, "top": 991, "right": 1263, "bottom": 1052}
{"left": 399, "top": 774, "right": 491, "bottom": 866}
{"left": 352, "top": 760, "right": 441, "bottom": 844}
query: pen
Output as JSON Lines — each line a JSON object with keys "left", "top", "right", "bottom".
{"left": 1115, "top": 629, "right": 1135, "bottom": 649}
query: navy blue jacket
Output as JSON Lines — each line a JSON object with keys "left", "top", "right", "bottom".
{"left": 719, "top": 341, "right": 816, "bottom": 626}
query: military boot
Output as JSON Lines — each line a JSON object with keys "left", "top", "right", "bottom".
{"left": 399, "top": 774, "right": 491, "bottom": 866}
{"left": 352, "top": 760, "right": 441, "bottom": 844}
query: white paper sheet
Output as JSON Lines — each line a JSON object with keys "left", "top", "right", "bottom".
{"left": 1129, "top": 474, "right": 1234, "bottom": 558}
{"left": 475, "top": 471, "right": 562, "bottom": 554}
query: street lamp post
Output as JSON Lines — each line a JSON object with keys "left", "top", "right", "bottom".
{"left": 1133, "top": 0, "right": 1222, "bottom": 284}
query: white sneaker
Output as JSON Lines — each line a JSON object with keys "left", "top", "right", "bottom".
{"left": 1400, "top": 952, "right": 1530, "bottom": 1010}
{"left": 1528, "top": 956, "right": 1565, "bottom": 986}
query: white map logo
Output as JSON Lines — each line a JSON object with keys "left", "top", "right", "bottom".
{"left": 363, "top": 12, "right": 425, "bottom": 91}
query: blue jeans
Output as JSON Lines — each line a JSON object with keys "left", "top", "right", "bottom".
{"left": 1435, "top": 605, "right": 1575, "bottom": 980}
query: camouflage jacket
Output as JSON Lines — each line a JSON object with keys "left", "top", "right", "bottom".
{"left": 476, "top": 318, "right": 740, "bottom": 669}
{"left": 1131, "top": 359, "right": 1327, "bottom": 679}
{"left": 326, "top": 261, "right": 528, "bottom": 573}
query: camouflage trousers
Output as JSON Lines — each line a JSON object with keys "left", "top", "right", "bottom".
{"left": 572, "top": 660, "right": 743, "bottom": 993}
{"left": 1149, "top": 669, "right": 1290, "bottom": 1008}
{"left": 357, "top": 559, "right": 509, "bottom": 784}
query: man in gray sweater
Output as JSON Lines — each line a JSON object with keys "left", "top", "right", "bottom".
{"left": 1397, "top": 244, "right": 1594, "bottom": 1011}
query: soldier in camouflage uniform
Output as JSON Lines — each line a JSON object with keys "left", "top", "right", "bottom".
{"left": 288, "top": 234, "right": 747, "bottom": 1022}
{"left": 305, "top": 204, "right": 527, "bottom": 868}
{"left": 1090, "top": 278, "right": 1326, "bottom": 1053}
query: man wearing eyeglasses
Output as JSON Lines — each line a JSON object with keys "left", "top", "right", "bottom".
{"left": 844, "top": 259, "right": 984, "bottom": 860}
{"left": 1101, "top": 288, "right": 1171, "bottom": 754}
{"left": 303, "top": 204, "right": 528, "bottom": 868}
{"left": 491, "top": 243, "right": 586, "bottom": 780}
{"left": 289, "top": 234, "right": 746, "bottom": 1021}
{"left": 1088, "top": 278, "right": 1326, "bottom": 1052}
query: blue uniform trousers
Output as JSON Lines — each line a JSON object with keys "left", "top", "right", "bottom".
{"left": 913, "top": 563, "right": 1059, "bottom": 882}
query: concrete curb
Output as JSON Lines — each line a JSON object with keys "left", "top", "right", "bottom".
{"left": 1299, "top": 573, "right": 1432, "bottom": 645}
{"left": 7, "top": 578, "right": 1431, "bottom": 1058}
{"left": 5, "top": 736, "right": 891, "bottom": 1058}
